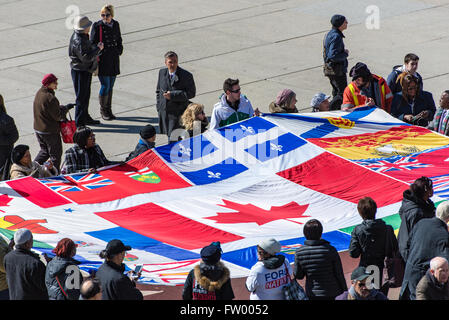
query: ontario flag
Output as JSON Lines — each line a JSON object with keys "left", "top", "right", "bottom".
{"left": 1, "top": 107, "right": 448, "bottom": 286}
{"left": 19, "top": 150, "right": 192, "bottom": 205}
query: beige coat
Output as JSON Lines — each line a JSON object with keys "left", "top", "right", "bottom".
{"left": 10, "top": 161, "right": 57, "bottom": 180}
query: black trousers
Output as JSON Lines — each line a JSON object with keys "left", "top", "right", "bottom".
{"left": 327, "top": 74, "right": 347, "bottom": 110}
{"left": 34, "top": 132, "right": 63, "bottom": 173}
{"left": 71, "top": 69, "right": 93, "bottom": 127}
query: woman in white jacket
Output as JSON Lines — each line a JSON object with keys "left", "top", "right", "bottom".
{"left": 246, "top": 238, "right": 293, "bottom": 300}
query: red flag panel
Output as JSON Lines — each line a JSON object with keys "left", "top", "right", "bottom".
{"left": 277, "top": 152, "right": 408, "bottom": 207}
{"left": 95, "top": 203, "right": 243, "bottom": 250}
{"left": 6, "top": 177, "right": 71, "bottom": 208}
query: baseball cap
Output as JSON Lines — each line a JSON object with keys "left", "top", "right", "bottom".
{"left": 351, "top": 266, "right": 371, "bottom": 281}
{"left": 310, "top": 92, "right": 331, "bottom": 108}
{"left": 105, "top": 239, "right": 131, "bottom": 256}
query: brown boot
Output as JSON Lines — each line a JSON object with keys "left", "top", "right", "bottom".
{"left": 99, "top": 95, "right": 113, "bottom": 121}
{"left": 106, "top": 90, "right": 116, "bottom": 120}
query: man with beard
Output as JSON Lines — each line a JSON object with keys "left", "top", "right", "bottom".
{"left": 342, "top": 62, "right": 393, "bottom": 113}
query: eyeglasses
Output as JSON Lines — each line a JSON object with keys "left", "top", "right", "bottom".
{"left": 229, "top": 88, "right": 241, "bottom": 93}
{"left": 356, "top": 281, "right": 368, "bottom": 288}
{"left": 101, "top": 13, "right": 111, "bottom": 17}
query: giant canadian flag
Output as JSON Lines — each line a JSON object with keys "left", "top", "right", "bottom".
{"left": 1, "top": 107, "right": 447, "bottom": 285}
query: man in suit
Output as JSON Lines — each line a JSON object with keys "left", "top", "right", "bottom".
{"left": 156, "top": 51, "right": 196, "bottom": 142}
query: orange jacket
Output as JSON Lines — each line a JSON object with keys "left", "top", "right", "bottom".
{"left": 342, "top": 74, "right": 393, "bottom": 113}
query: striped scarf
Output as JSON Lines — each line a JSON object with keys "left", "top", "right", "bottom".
{"left": 434, "top": 108, "right": 449, "bottom": 135}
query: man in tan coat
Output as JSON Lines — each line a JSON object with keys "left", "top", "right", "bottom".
{"left": 416, "top": 256, "right": 449, "bottom": 300}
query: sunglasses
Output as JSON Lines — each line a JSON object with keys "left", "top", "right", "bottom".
{"left": 101, "top": 13, "right": 111, "bottom": 17}
{"left": 229, "top": 88, "right": 241, "bottom": 93}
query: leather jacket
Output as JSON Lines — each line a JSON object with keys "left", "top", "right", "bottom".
{"left": 68, "top": 31, "right": 101, "bottom": 72}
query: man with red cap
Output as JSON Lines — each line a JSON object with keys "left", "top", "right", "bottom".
{"left": 33, "top": 73, "right": 75, "bottom": 173}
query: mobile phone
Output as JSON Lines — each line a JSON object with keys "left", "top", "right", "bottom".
{"left": 133, "top": 264, "right": 143, "bottom": 275}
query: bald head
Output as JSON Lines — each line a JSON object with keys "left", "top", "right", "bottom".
{"left": 436, "top": 201, "right": 449, "bottom": 223}
{"left": 429, "top": 257, "right": 449, "bottom": 284}
{"left": 80, "top": 278, "right": 101, "bottom": 300}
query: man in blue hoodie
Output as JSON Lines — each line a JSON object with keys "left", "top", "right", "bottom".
{"left": 323, "top": 14, "right": 349, "bottom": 110}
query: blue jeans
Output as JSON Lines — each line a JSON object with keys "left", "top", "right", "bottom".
{"left": 98, "top": 75, "right": 116, "bottom": 96}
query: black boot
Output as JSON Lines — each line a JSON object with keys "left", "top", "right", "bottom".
{"left": 85, "top": 114, "right": 101, "bottom": 125}
{"left": 106, "top": 90, "right": 116, "bottom": 120}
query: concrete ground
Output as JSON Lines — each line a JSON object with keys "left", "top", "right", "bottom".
{"left": 2, "top": 0, "right": 447, "bottom": 300}
{"left": 137, "top": 250, "right": 401, "bottom": 300}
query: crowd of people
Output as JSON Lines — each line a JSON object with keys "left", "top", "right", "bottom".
{"left": 0, "top": 230, "right": 142, "bottom": 300}
{"left": 0, "top": 177, "right": 447, "bottom": 300}
{"left": 0, "top": 6, "right": 448, "bottom": 300}
{"left": 1, "top": 8, "right": 446, "bottom": 181}
{"left": 182, "top": 178, "right": 449, "bottom": 301}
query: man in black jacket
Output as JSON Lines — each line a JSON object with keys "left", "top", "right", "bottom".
{"left": 400, "top": 201, "right": 449, "bottom": 300}
{"left": 0, "top": 95, "right": 18, "bottom": 180}
{"left": 95, "top": 239, "right": 143, "bottom": 300}
{"left": 294, "top": 219, "right": 347, "bottom": 300}
{"left": 156, "top": 51, "right": 196, "bottom": 142}
{"left": 349, "top": 197, "right": 398, "bottom": 295}
{"left": 3, "top": 228, "right": 48, "bottom": 300}
{"left": 69, "top": 16, "right": 104, "bottom": 127}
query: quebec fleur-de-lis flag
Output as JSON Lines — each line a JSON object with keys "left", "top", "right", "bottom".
{"left": 0, "top": 106, "right": 448, "bottom": 285}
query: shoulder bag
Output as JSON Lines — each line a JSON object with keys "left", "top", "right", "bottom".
{"left": 282, "top": 262, "right": 308, "bottom": 300}
{"left": 60, "top": 110, "right": 76, "bottom": 143}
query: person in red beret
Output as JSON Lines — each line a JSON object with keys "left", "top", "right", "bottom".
{"left": 33, "top": 73, "right": 75, "bottom": 173}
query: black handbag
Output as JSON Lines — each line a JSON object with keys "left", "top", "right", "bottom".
{"left": 383, "top": 225, "right": 405, "bottom": 288}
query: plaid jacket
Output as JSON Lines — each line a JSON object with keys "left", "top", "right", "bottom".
{"left": 62, "top": 144, "right": 110, "bottom": 174}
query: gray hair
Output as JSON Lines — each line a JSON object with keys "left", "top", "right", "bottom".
{"left": 430, "top": 257, "right": 448, "bottom": 271}
{"left": 436, "top": 201, "right": 449, "bottom": 222}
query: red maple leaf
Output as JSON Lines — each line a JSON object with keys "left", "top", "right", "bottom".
{"left": 0, "top": 194, "right": 13, "bottom": 207}
{"left": 205, "top": 200, "right": 310, "bottom": 226}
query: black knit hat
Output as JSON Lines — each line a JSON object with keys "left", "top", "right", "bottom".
{"left": 200, "top": 242, "right": 222, "bottom": 265}
{"left": 350, "top": 62, "right": 372, "bottom": 81}
{"left": 11, "top": 144, "right": 29, "bottom": 165}
{"left": 140, "top": 124, "right": 156, "bottom": 139}
{"left": 331, "top": 14, "right": 346, "bottom": 28}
